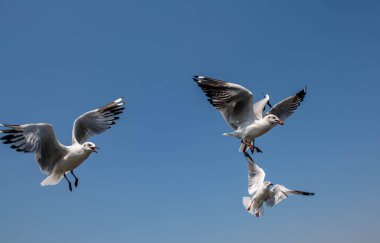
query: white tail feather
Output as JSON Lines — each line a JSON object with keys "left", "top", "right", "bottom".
{"left": 242, "top": 197, "right": 254, "bottom": 215}
{"left": 222, "top": 131, "right": 242, "bottom": 138}
{"left": 40, "top": 173, "right": 64, "bottom": 186}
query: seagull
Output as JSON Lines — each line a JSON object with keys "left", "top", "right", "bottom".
{"left": 242, "top": 152, "right": 314, "bottom": 217}
{"left": 193, "top": 75, "right": 306, "bottom": 153}
{"left": 0, "top": 98, "right": 125, "bottom": 191}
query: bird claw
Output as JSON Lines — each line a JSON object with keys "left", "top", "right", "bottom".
{"left": 248, "top": 145, "right": 263, "bottom": 154}
{"left": 241, "top": 140, "right": 263, "bottom": 154}
{"left": 255, "top": 147, "right": 263, "bottom": 153}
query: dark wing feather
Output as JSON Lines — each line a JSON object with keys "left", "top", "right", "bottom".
{"left": 0, "top": 123, "right": 67, "bottom": 173}
{"left": 193, "top": 76, "right": 255, "bottom": 130}
{"left": 290, "top": 190, "right": 315, "bottom": 196}
{"left": 72, "top": 98, "right": 125, "bottom": 144}
{"left": 267, "top": 87, "right": 306, "bottom": 121}
{"left": 266, "top": 184, "right": 314, "bottom": 207}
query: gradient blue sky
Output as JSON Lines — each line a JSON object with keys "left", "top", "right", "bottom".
{"left": 0, "top": 0, "right": 379, "bottom": 242}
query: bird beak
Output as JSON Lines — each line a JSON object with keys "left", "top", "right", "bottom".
{"left": 270, "top": 183, "right": 273, "bottom": 186}
{"left": 277, "top": 119, "right": 284, "bottom": 125}
{"left": 92, "top": 147, "right": 99, "bottom": 153}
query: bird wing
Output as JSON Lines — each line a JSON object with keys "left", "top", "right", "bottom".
{"left": 72, "top": 97, "right": 125, "bottom": 144}
{"left": 266, "top": 184, "right": 315, "bottom": 207}
{"left": 0, "top": 123, "right": 68, "bottom": 174}
{"left": 244, "top": 152, "right": 265, "bottom": 195}
{"left": 194, "top": 76, "right": 256, "bottom": 130}
{"left": 252, "top": 95, "right": 269, "bottom": 120}
{"left": 266, "top": 87, "right": 306, "bottom": 121}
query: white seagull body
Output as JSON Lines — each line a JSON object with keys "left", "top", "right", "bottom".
{"left": 242, "top": 152, "right": 314, "bottom": 217}
{"left": 0, "top": 98, "right": 125, "bottom": 191}
{"left": 193, "top": 76, "right": 306, "bottom": 153}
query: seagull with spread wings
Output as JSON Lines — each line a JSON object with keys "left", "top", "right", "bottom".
{"left": 193, "top": 75, "right": 306, "bottom": 153}
{"left": 242, "top": 152, "right": 314, "bottom": 217}
{"left": 0, "top": 98, "right": 125, "bottom": 191}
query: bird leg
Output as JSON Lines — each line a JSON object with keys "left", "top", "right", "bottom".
{"left": 241, "top": 141, "right": 247, "bottom": 153}
{"left": 251, "top": 140, "right": 263, "bottom": 154}
{"left": 64, "top": 173, "right": 72, "bottom": 192}
{"left": 71, "top": 170, "right": 79, "bottom": 188}
{"left": 241, "top": 140, "right": 263, "bottom": 154}
{"left": 248, "top": 144, "right": 255, "bottom": 154}
{"left": 255, "top": 210, "right": 260, "bottom": 217}
{"left": 241, "top": 140, "right": 253, "bottom": 153}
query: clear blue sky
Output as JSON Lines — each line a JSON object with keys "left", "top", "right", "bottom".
{"left": 0, "top": 0, "right": 379, "bottom": 242}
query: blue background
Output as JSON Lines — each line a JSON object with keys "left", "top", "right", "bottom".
{"left": 0, "top": 0, "right": 379, "bottom": 242}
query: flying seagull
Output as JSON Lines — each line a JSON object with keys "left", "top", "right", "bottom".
{"left": 193, "top": 75, "right": 306, "bottom": 153}
{"left": 0, "top": 98, "right": 125, "bottom": 191}
{"left": 242, "top": 152, "right": 314, "bottom": 217}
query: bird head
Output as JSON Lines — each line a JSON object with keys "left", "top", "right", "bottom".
{"left": 264, "top": 181, "right": 273, "bottom": 188}
{"left": 266, "top": 114, "right": 284, "bottom": 125}
{"left": 83, "top": 142, "right": 98, "bottom": 153}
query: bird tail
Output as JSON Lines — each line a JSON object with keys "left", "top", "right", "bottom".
{"left": 242, "top": 196, "right": 254, "bottom": 215}
{"left": 40, "top": 173, "right": 63, "bottom": 186}
{"left": 222, "top": 131, "right": 242, "bottom": 138}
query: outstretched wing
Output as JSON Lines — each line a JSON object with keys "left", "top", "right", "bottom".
{"left": 244, "top": 152, "right": 265, "bottom": 195}
{"left": 194, "top": 76, "right": 256, "bottom": 130}
{"left": 0, "top": 123, "right": 67, "bottom": 173}
{"left": 266, "top": 184, "right": 315, "bottom": 207}
{"left": 252, "top": 95, "right": 269, "bottom": 120}
{"left": 267, "top": 87, "right": 306, "bottom": 121}
{"left": 72, "top": 98, "right": 125, "bottom": 144}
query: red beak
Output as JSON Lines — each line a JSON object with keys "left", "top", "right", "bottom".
{"left": 277, "top": 119, "right": 284, "bottom": 125}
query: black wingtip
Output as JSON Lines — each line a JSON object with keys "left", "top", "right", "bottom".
{"left": 1, "top": 124, "right": 19, "bottom": 128}
{"left": 294, "top": 190, "right": 315, "bottom": 196}
{"left": 302, "top": 86, "right": 307, "bottom": 95}
{"left": 296, "top": 87, "right": 307, "bottom": 101}
{"left": 193, "top": 75, "right": 204, "bottom": 83}
{"left": 267, "top": 100, "right": 273, "bottom": 109}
